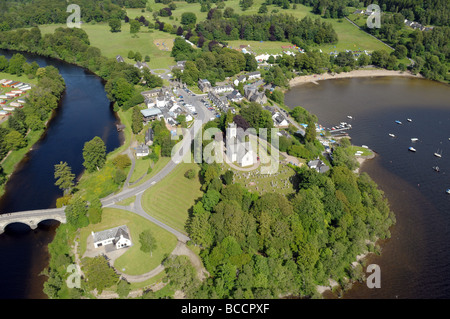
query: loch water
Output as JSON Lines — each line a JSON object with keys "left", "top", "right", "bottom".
{"left": 285, "top": 76, "right": 450, "bottom": 298}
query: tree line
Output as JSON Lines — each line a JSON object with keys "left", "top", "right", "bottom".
{"left": 0, "top": 0, "right": 148, "bottom": 31}
{"left": 0, "top": 55, "right": 65, "bottom": 188}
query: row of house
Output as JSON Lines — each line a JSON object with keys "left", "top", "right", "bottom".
{"left": 404, "top": 19, "right": 433, "bottom": 31}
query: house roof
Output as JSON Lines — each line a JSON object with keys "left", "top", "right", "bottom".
{"left": 93, "top": 225, "right": 130, "bottom": 243}
{"left": 136, "top": 144, "right": 149, "bottom": 153}
{"left": 141, "top": 108, "right": 162, "bottom": 117}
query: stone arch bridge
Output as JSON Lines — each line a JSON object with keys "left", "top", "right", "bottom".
{"left": 0, "top": 208, "right": 66, "bottom": 234}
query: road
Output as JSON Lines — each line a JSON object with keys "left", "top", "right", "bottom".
{"left": 2, "top": 90, "right": 213, "bottom": 244}
{"left": 100, "top": 91, "right": 213, "bottom": 242}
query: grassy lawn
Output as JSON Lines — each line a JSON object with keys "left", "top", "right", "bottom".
{"left": 76, "top": 161, "right": 131, "bottom": 202}
{"left": 38, "top": 23, "right": 176, "bottom": 69}
{"left": 116, "top": 195, "right": 136, "bottom": 206}
{"left": 129, "top": 156, "right": 171, "bottom": 188}
{"left": 79, "top": 207, "right": 178, "bottom": 276}
{"left": 129, "top": 157, "right": 152, "bottom": 183}
{"left": 141, "top": 162, "right": 202, "bottom": 234}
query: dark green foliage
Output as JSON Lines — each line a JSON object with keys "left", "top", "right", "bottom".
{"left": 65, "top": 196, "right": 89, "bottom": 229}
{"left": 184, "top": 168, "right": 196, "bottom": 179}
{"left": 82, "top": 136, "right": 107, "bottom": 173}
{"left": 82, "top": 256, "right": 120, "bottom": 294}
{"left": 139, "top": 229, "right": 157, "bottom": 254}
{"left": 131, "top": 107, "right": 143, "bottom": 134}
{"left": 54, "top": 161, "right": 75, "bottom": 194}
{"left": 186, "top": 145, "right": 395, "bottom": 298}
{"left": 222, "top": 170, "right": 234, "bottom": 185}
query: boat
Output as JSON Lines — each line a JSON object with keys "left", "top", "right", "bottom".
{"left": 434, "top": 149, "right": 442, "bottom": 158}
{"left": 407, "top": 118, "right": 412, "bottom": 122}
{"left": 395, "top": 120, "right": 403, "bottom": 125}
{"left": 433, "top": 166, "right": 440, "bottom": 172}
{"left": 409, "top": 147, "right": 416, "bottom": 152}
{"left": 446, "top": 188, "right": 450, "bottom": 194}
{"left": 389, "top": 133, "right": 396, "bottom": 137}
{"left": 411, "top": 138, "right": 419, "bottom": 142}
{"left": 347, "top": 115, "right": 353, "bottom": 119}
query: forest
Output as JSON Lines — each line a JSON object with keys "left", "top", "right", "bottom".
{"left": 195, "top": 13, "right": 338, "bottom": 45}
{"left": 0, "top": 0, "right": 148, "bottom": 30}
{"left": 173, "top": 111, "right": 396, "bottom": 298}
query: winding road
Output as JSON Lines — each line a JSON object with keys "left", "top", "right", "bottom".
{"left": 1, "top": 93, "right": 213, "bottom": 244}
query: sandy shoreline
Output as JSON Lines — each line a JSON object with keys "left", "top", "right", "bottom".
{"left": 289, "top": 69, "right": 422, "bottom": 87}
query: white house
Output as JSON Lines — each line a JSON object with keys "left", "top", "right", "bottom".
{"left": 247, "top": 71, "right": 261, "bottom": 81}
{"left": 136, "top": 144, "right": 150, "bottom": 157}
{"left": 92, "top": 225, "right": 132, "bottom": 250}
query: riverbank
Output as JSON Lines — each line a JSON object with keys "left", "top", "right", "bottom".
{"left": 289, "top": 69, "right": 422, "bottom": 87}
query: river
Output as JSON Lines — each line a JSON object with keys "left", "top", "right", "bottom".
{"left": 285, "top": 76, "right": 450, "bottom": 298}
{"left": 0, "top": 49, "right": 122, "bottom": 299}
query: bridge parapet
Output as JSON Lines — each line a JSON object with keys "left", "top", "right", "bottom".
{"left": 0, "top": 208, "right": 66, "bottom": 235}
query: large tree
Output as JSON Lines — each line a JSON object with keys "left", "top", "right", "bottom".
{"left": 54, "top": 161, "right": 75, "bottom": 194}
{"left": 82, "top": 136, "right": 106, "bottom": 173}
{"left": 139, "top": 229, "right": 157, "bottom": 256}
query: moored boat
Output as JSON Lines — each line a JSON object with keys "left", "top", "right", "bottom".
{"left": 434, "top": 149, "right": 442, "bottom": 158}
{"left": 446, "top": 188, "right": 450, "bottom": 194}
{"left": 395, "top": 120, "right": 403, "bottom": 125}
{"left": 409, "top": 147, "right": 416, "bottom": 152}
{"left": 411, "top": 138, "right": 419, "bottom": 142}
{"left": 389, "top": 133, "right": 395, "bottom": 137}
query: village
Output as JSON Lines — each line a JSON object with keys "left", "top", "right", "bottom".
{"left": 0, "top": 79, "right": 30, "bottom": 124}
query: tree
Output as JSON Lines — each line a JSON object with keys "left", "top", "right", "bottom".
{"left": 4, "top": 130, "right": 26, "bottom": 151}
{"left": 82, "top": 136, "right": 106, "bottom": 173}
{"left": 82, "top": 256, "right": 119, "bottom": 294}
{"left": 65, "top": 196, "right": 89, "bottom": 229}
{"left": 181, "top": 12, "right": 197, "bottom": 26}
{"left": 222, "top": 170, "right": 234, "bottom": 185}
{"left": 7, "top": 53, "right": 26, "bottom": 75}
{"left": 184, "top": 168, "right": 196, "bottom": 179}
{"left": 105, "top": 77, "right": 135, "bottom": 106}
{"left": 129, "top": 19, "right": 141, "bottom": 34}
{"left": 109, "top": 19, "right": 121, "bottom": 32}
{"left": 54, "top": 161, "right": 75, "bottom": 194}
{"left": 139, "top": 229, "right": 157, "bottom": 256}
{"left": 131, "top": 107, "right": 143, "bottom": 134}
{"left": 117, "top": 279, "right": 131, "bottom": 298}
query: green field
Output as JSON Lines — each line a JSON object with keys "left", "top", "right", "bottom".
{"left": 38, "top": 23, "right": 176, "bottom": 69}
{"left": 129, "top": 156, "right": 171, "bottom": 188}
{"left": 79, "top": 207, "right": 178, "bottom": 276}
{"left": 141, "top": 162, "right": 202, "bottom": 234}
{"left": 140, "top": 1, "right": 391, "bottom": 55}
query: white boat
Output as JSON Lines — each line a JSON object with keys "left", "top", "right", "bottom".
{"left": 389, "top": 133, "right": 395, "bottom": 137}
{"left": 433, "top": 166, "right": 440, "bottom": 172}
{"left": 347, "top": 115, "right": 353, "bottom": 119}
{"left": 411, "top": 138, "right": 419, "bottom": 142}
{"left": 446, "top": 188, "right": 450, "bottom": 194}
{"left": 434, "top": 149, "right": 442, "bottom": 158}
{"left": 409, "top": 147, "right": 416, "bottom": 152}
{"left": 407, "top": 118, "right": 412, "bottom": 122}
